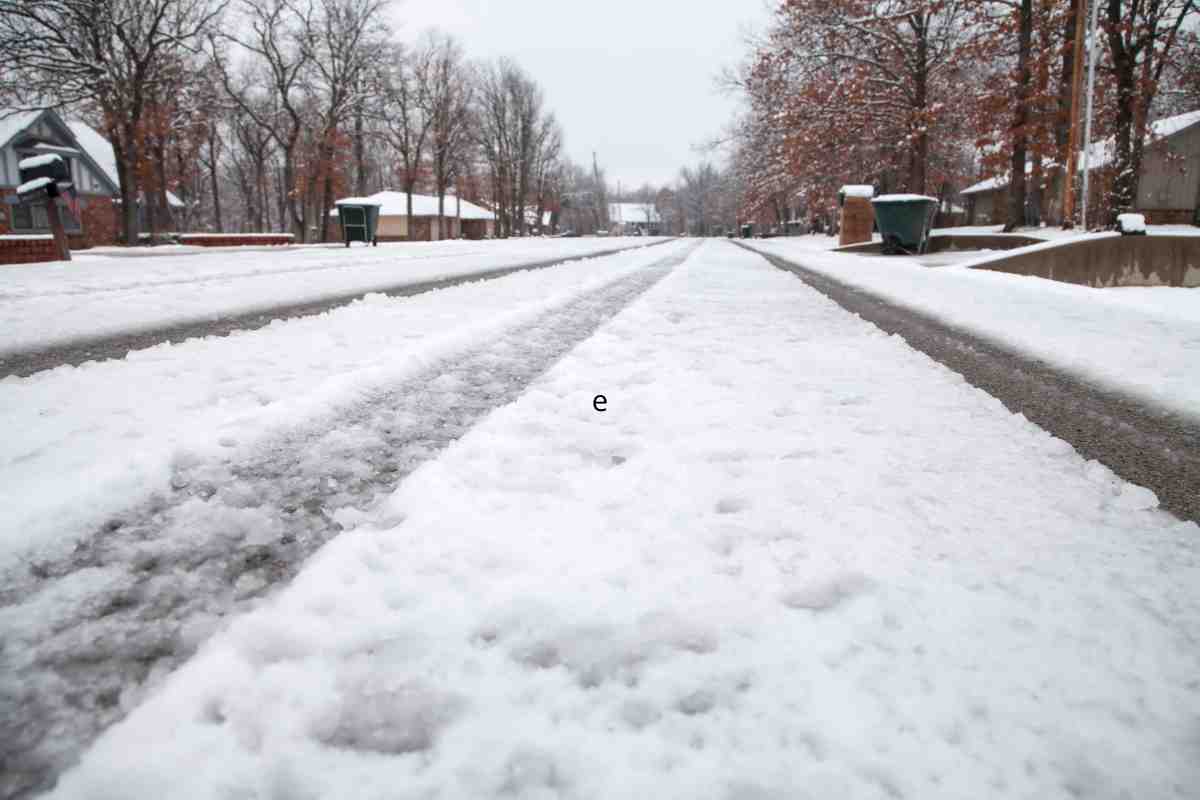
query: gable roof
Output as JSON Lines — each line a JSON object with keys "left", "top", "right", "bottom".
{"left": 0, "top": 109, "right": 44, "bottom": 151}
{"left": 1, "top": 108, "right": 121, "bottom": 197}
{"left": 963, "top": 108, "right": 1200, "bottom": 196}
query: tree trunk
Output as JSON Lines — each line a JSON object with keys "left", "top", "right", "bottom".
{"left": 354, "top": 104, "right": 367, "bottom": 196}
{"left": 1006, "top": 0, "right": 1033, "bottom": 232}
{"left": 210, "top": 133, "right": 223, "bottom": 233}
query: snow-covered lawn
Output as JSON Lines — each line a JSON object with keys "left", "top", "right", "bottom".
{"left": 0, "top": 242, "right": 686, "bottom": 568}
{"left": 0, "top": 236, "right": 664, "bottom": 356}
{"left": 746, "top": 236, "right": 1200, "bottom": 419}
{"left": 48, "top": 241, "right": 1199, "bottom": 799}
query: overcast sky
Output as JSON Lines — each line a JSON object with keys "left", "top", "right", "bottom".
{"left": 391, "top": 0, "right": 773, "bottom": 192}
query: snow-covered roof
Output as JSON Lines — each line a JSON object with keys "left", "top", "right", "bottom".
{"left": 0, "top": 109, "right": 42, "bottom": 150}
{"left": 67, "top": 120, "right": 185, "bottom": 208}
{"left": 609, "top": 202, "right": 661, "bottom": 224}
{"left": 963, "top": 109, "right": 1200, "bottom": 196}
{"left": 331, "top": 191, "right": 495, "bottom": 220}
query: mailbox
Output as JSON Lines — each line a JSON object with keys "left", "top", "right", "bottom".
{"left": 18, "top": 154, "right": 72, "bottom": 200}
{"left": 19, "top": 153, "right": 71, "bottom": 184}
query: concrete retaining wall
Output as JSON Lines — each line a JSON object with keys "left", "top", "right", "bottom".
{"left": 974, "top": 235, "right": 1200, "bottom": 288}
{"left": 838, "top": 233, "right": 1044, "bottom": 255}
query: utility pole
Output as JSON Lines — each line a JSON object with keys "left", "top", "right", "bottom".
{"left": 1061, "top": 0, "right": 1087, "bottom": 229}
{"left": 1079, "top": 0, "right": 1101, "bottom": 231}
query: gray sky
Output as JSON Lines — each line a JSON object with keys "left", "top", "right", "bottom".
{"left": 392, "top": 0, "right": 772, "bottom": 191}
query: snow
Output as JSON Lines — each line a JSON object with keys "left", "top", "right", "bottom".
{"left": 45, "top": 241, "right": 1199, "bottom": 799}
{"left": 609, "top": 202, "right": 662, "bottom": 224}
{"left": 840, "top": 184, "right": 874, "bottom": 198}
{"left": 0, "top": 234, "right": 53, "bottom": 241}
{"left": 745, "top": 236, "right": 1200, "bottom": 419}
{"left": 331, "top": 191, "right": 494, "bottom": 220}
{"left": 16, "top": 176, "right": 54, "bottom": 195}
{"left": 0, "top": 108, "right": 42, "bottom": 150}
{"left": 872, "top": 193, "right": 937, "bottom": 203}
{"left": 17, "top": 153, "right": 63, "bottom": 170}
{"left": 0, "top": 241, "right": 686, "bottom": 569}
{"left": 1117, "top": 213, "right": 1147, "bottom": 234}
{"left": 0, "top": 237, "right": 666, "bottom": 356}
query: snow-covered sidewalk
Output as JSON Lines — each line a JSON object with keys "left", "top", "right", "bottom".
{"left": 50, "top": 241, "right": 1199, "bottom": 799}
{"left": 0, "top": 236, "right": 663, "bottom": 356}
{"left": 745, "top": 236, "right": 1200, "bottom": 419}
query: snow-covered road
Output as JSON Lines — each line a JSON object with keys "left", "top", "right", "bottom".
{"left": 743, "top": 236, "right": 1200, "bottom": 420}
{"left": 0, "top": 241, "right": 692, "bottom": 797}
{"left": 40, "top": 241, "right": 1199, "bottom": 799}
{"left": 0, "top": 236, "right": 664, "bottom": 357}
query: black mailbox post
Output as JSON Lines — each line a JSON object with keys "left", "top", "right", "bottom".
{"left": 18, "top": 153, "right": 73, "bottom": 261}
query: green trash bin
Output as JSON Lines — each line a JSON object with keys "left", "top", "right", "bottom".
{"left": 870, "top": 194, "right": 938, "bottom": 255}
{"left": 334, "top": 199, "right": 381, "bottom": 247}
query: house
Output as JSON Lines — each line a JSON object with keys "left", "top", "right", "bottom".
{"left": 0, "top": 108, "right": 120, "bottom": 248}
{"left": 331, "top": 191, "right": 495, "bottom": 240}
{"left": 962, "top": 109, "right": 1200, "bottom": 226}
{"left": 0, "top": 108, "right": 187, "bottom": 251}
{"left": 608, "top": 202, "right": 662, "bottom": 236}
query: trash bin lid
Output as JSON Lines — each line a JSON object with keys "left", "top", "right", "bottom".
{"left": 871, "top": 194, "right": 937, "bottom": 204}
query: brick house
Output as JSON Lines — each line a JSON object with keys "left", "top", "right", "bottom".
{"left": 962, "top": 109, "right": 1200, "bottom": 227}
{"left": 0, "top": 108, "right": 121, "bottom": 250}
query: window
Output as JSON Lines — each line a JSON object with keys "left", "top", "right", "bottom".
{"left": 10, "top": 198, "right": 82, "bottom": 233}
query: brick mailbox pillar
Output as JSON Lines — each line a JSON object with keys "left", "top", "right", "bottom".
{"left": 838, "top": 185, "right": 875, "bottom": 247}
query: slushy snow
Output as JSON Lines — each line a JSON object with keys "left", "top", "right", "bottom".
{"left": 46, "top": 241, "right": 1200, "bottom": 799}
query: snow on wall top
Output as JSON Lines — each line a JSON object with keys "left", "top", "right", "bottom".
{"left": 840, "top": 185, "right": 875, "bottom": 198}
{"left": 18, "top": 153, "right": 63, "bottom": 170}
{"left": 330, "top": 191, "right": 495, "bottom": 220}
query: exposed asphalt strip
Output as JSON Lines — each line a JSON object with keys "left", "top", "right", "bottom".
{"left": 736, "top": 241, "right": 1200, "bottom": 526}
{"left": 0, "top": 242, "right": 696, "bottom": 799}
{"left": 0, "top": 240, "right": 671, "bottom": 380}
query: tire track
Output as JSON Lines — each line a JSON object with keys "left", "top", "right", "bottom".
{"left": 0, "top": 241, "right": 670, "bottom": 379}
{"left": 0, "top": 242, "right": 696, "bottom": 799}
{"left": 737, "top": 241, "right": 1200, "bottom": 524}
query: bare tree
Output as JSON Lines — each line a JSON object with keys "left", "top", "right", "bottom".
{"left": 421, "top": 32, "right": 474, "bottom": 239}
{"left": 210, "top": 0, "right": 314, "bottom": 239}
{"left": 380, "top": 42, "right": 433, "bottom": 239}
